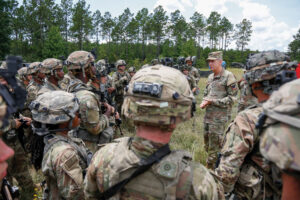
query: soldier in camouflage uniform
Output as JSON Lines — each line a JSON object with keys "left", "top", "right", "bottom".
{"left": 128, "top": 66, "right": 136, "bottom": 79}
{"left": 26, "top": 62, "right": 45, "bottom": 106}
{"left": 214, "top": 50, "right": 296, "bottom": 199}
{"left": 29, "top": 91, "right": 91, "bottom": 200}
{"left": 200, "top": 51, "right": 237, "bottom": 169}
{"left": 84, "top": 64, "right": 225, "bottom": 200}
{"left": 237, "top": 75, "right": 258, "bottom": 112}
{"left": 65, "top": 51, "right": 114, "bottom": 153}
{"left": 112, "top": 59, "right": 131, "bottom": 113}
{"left": 17, "top": 66, "right": 31, "bottom": 88}
{"left": 186, "top": 56, "right": 200, "bottom": 84}
{"left": 37, "top": 58, "right": 64, "bottom": 95}
{"left": 260, "top": 78, "right": 300, "bottom": 199}
{"left": 181, "top": 65, "right": 197, "bottom": 93}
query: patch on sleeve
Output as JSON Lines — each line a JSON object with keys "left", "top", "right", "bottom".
{"left": 157, "top": 161, "right": 178, "bottom": 179}
{"left": 63, "top": 152, "right": 79, "bottom": 171}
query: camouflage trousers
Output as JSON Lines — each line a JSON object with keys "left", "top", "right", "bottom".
{"left": 4, "top": 138, "right": 35, "bottom": 199}
{"left": 115, "top": 95, "right": 124, "bottom": 114}
{"left": 204, "top": 123, "right": 226, "bottom": 169}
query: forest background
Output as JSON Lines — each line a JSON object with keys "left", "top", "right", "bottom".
{"left": 1, "top": 0, "right": 300, "bottom": 68}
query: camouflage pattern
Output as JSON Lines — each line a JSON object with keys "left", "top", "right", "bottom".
{"left": 189, "top": 66, "right": 200, "bottom": 84}
{"left": 42, "top": 134, "right": 86, "bottom": 200}
{"left": 186, "top": 74, "right": 197, "bottom": 91}
{"left": 151, "top": 59, "right": 159, "bottom": 65}
{"left": 37, "top": 79, "right": 61, "bottom": 96}
{"left": 96, "top": 59, "right": 106, "bottom": 67}
{"left": 59, "top": 72, "right": 73, "bottom": 91}
{"left": 203, "top": 68, "right": 237, "bottom": 168}
{"left": 112, "top": 71, "right": 131, "bottom": 113}
{"left": 207, "top": 51, "right": 223, "bottom": 61}
{"left": 27, "top": 62, "right": 41, "bottom": 74}
{"left": 260, "top": 78, "right": 300, "bottom": 172}
{"left": 237, "top": 78, "right": 258, "bottom": 112}
{"left": 67, "top": 79, "right": 109, "bottom": 153}
{"left": 122, "top": 65, "right": 194, "bottom": 126}
{"left": 214, "top": 105, "right": 280, "bottom": 199}
{"left": 128, "top": 66, "right": 136, "bottom": 73}
{"left": 0, "top": 95, "right": 6, "bottom": 129}
{"left": 30, "top": 91, "right": 79, "bottom": 125}
{"left": 115, "top": 59, "right": 126, "bottom": 67}
{"left": 18, "top": 67, "right": 28, "bottom": 77}
{"left": 40, "top": 58, "right": 63, "bottom": 74}
{"left": 66, "top": 51, "right": 95, "bottom": 70}
{"left": 26, "top": 80, "right": 42, "bottom": 108}
{"left": 0, "top": 61, "right": 7, "bottom": 68}
{"left": 84, "top": 137, "right": 225, "bottom": 200}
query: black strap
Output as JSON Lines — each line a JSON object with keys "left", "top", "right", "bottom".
{"left": 99, "top": 144, "right": 171, "bottom": 199}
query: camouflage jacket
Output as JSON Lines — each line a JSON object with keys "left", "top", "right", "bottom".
{"left": 215, "top": 105, "right": 281, "bottom": 199}
{"left": 67, "top": 79, "right": 109, "bottom": 136}
{"left": 112, "top": 71, "right": 131, "bottom": 97}
{"left": 186, "top": 74, "right": 197, "bottom": 91}
{"left": 38, "top": 79, "right": 61, "bottom": 96}
{"left": 59, "top": 72, "right": 73, "bottom": 91}
{"left": 26, "top": 80, "right": 42, "bottom": 107}
{"left": 42, "top": 134, "right": 87, "bottom": 200}
{"left": 84, "top": 137, "right": 224, "bottom": 200}
{"left": 237, "top": 78, "right": 258, "bottom": 112}
{"left": 189, "top": 66, "right": 200, "bottom": 84}
{"left": 203, "top": 69, "right": 237, "bottom": 124}
{"left": 87, "top": 78, "right": 115, "bottom": 105}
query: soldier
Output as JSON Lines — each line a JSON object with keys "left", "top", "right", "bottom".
{"left": 128, "top": 66, "right": 136, "bottom": 78}
{"left": 186, "top": 56, "right": 200, "bottom": 84}
{"left": 66, "top": 51, "right": 114, "bottom": 153}
{"left": 112, "top": 59, "right": 130, "bottom": 113}
{"left": 38, "top": 58, "right": 64, "bottom": 95}
{"left": 84, "top": 65, "right": 225, "bottom": 200}
{"left": 181, "top": 65, "right": 197, "bottom": 93}
{"left": 29, "top": 91, "right": 91, "bottom": 199}
{"left": 260, "top": 78, "right": 300, "bottom": 199}
{"left": 200, "top": 51, "right": 237, "bottom": 169}
{"left": 26, "top": 62, "right": 44, "bottom": 106}
{"left": 17, "top": 67, "right": 31, "bottom": 87}
{"left": 237, "top": 75, "right": 258, "bottom": 112}
{"left": 214, "top": 50, "right": 296, "bottom": 199}
{"left": 151, "top": 58, "right": 160, "bottom": 65}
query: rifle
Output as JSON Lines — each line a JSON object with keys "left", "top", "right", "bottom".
{"left": 1, "top": 177, "right": 19, "bottom": 200}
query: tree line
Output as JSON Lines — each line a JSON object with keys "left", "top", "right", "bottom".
{"left": 1, "top": 0, "right": 256, "bottom": 68}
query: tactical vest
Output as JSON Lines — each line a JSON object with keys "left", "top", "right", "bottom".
{"left": 102, "top": 137, "right": 194, "bottom": 199}
{"left": 43, "top": 134, "right": 92, "bottom": 172}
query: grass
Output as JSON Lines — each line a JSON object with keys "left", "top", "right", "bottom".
{"left": 28, "top": 67, "right": 243, "bottom": 198}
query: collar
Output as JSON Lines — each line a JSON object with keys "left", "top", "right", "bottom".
{"left": 130, "top": 137, "right": 164, "bottom": 159}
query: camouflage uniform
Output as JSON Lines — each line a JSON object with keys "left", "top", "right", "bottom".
{"left": 237, "top": 77, "right": 258, "bottom": 112}
{"left": 214, "top": 50, "right": 294, "bottom": 199}
{"left": 84, "top": 65, "right": 224, "bottom": 200}
{"left": 186, "top": 56, "right": 200, "bottom": 84}
{"left": 203, "top": 52, "right": 237, "bottom": 169}
{"left": 37, "top": 58, "right": 63, "bottom": 95}
{"left": 26, "top": 62, "right": 43, "bottom": 106}
{"left": 66, "top": 51, "right": 110, "bottom": 153}
{"left": 29, "top": 91, "right": 90, "bottom": 200}
{"left": 59, "top": 72, "right": 73, "bottom": 91}
{"left": 112, "top": 60, "right": 131, "bottom": 113}
{"left": 260, "top": 78, "right": 300, "bottom": 180}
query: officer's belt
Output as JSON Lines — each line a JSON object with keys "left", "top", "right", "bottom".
{"left": 72, "top": 128, "right": 101, "bottom": 143}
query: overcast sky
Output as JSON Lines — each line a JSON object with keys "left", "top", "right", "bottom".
{"left": 18, "top": 0, "right": 300, "bottom": 51}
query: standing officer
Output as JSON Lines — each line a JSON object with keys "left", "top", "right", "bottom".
{"left": 200, "top": 51, "right": 237, "bottom": 169}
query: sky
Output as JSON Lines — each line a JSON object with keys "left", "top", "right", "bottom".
{"left": 18, "top": 0, "right": 300, "bottom": 51}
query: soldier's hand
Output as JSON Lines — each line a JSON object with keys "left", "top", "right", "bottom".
{"left": 22, "top": 117, "right": 32, "bottom": 126}
{"left": 115, "top": 112, "right": 120, "bottom": 120}
{"left": 108, "top": 87, "right": 115, "bottom": 94}
{"left": 200, "top": 100, "right": 211, "bottom": 109}
{"left": 104, "top": 103, "right": 114, "bottom": 117}
{"left": 14, "top": 119, "right": 22, "bottom": 129}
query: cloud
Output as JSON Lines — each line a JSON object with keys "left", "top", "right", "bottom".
{"left": 154, "top": 0, "right": 299, "bottom": 51}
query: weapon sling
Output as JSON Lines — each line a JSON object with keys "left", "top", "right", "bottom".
{"left": 98, "top": 143, "right": 171, "bottom": 199}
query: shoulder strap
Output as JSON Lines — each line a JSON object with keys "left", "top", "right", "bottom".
{"left": 99, "top": 144, "right": 171, "bottom": 200}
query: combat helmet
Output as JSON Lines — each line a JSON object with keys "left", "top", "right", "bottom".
{"left": 244, "top": 50, "right": 297, "bottom": 94}
{"left": 30, "top": 91, "right": 79, "bottom": 135}
{"left": 128, "top": 66, "right": 136, "bottom": 73}
{"left": 66, "top": 51, "right": 95, "bottom": 70}
{"left": 18, "top": 67, "right": 28, "bottom": 79}
{"left": 260, "top": 78, "right": 300, "bottom": 172}
{"left": 115, "top": 60, "right": 126, "bottom": 68}
{"left": 40, "top": 58, "right": 63, "bottom": 75}
{"left": 185, "top": 56, "right": 193, "bottom": 63}
{"left": 151, "top": 59, "right": 160, "bottom": 65}
{"left": 122, "top": 64, "right": 194, "bottom": 127}
{"left": 96, "top": 59, "right": 106, "bottom": 67}
{"left": 27, "top": 62, "right": 42, "bottom": 75}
